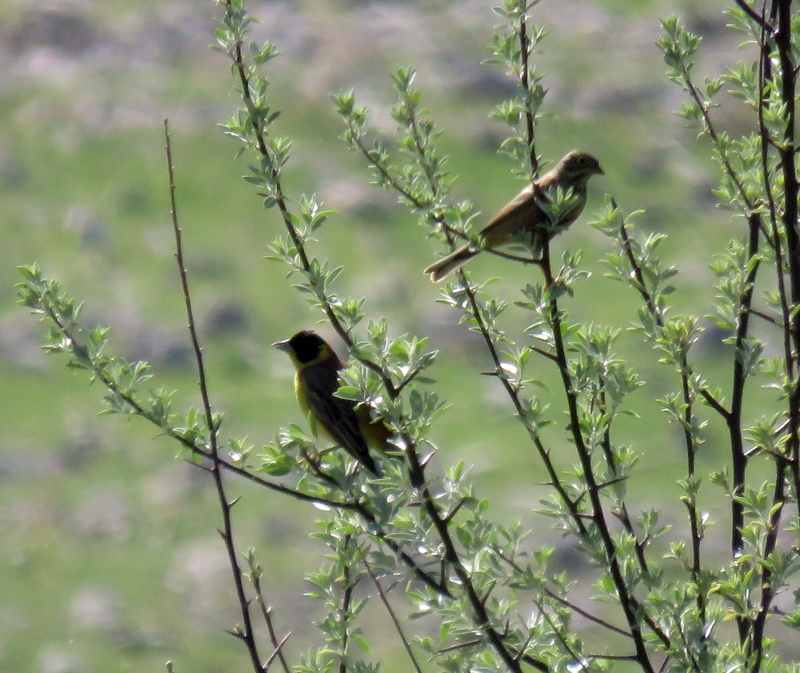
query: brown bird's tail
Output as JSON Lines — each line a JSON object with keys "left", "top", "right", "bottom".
{"left": 424, "top": 245, "right": 477, "bottom": 282}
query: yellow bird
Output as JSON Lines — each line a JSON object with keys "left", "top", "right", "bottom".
{"left": 424, "top": 150, "right": 603, "bottom": 281}
{"left": 274, "top": 330, "right": 392, "bottom": 476}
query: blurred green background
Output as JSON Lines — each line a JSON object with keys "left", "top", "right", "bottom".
{"left": 3, "top": 0, "right": 791, "bottom": 671}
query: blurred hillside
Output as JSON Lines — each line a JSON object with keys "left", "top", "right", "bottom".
{"left": 0, "top": 1, "right": 770, "bottom": 671}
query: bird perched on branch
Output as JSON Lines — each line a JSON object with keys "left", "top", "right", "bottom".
{"left": 274, "top": 330, "right": 391, "bottom": 476}
{"left": 424, "top": 150, "right": 603, "bottom": 281}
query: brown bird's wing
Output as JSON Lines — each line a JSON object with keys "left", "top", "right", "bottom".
{"left": 479, "top": 182, "right": 547, "bottom": 252}
{"left": 301, "top": 362, "right": 380, "bottom": 475}
{"left": 496, "top": 177, "right": 586, "bottom": 257}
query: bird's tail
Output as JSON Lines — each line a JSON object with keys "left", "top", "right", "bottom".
{"left": 358, "top": 451, "right": 382, "bottom": 477}
{"left": 424, "top": 245, "right": 477, "bottom": 282}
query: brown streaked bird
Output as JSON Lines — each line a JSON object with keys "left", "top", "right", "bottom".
{"left": 424, "top": 150, "right": 603, "bottom": 281}
{"left": 274, "top": 330, "right": 392, "bottom": 476}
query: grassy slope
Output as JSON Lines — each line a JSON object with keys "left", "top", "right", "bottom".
{"left": 4, "top": 0, "right": 787, "bottom": 670}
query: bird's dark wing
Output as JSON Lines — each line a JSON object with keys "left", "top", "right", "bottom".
{"left": 301, "top": 363, "right": 380, "bottom": 475}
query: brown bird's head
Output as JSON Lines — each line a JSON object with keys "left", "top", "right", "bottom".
{"left": 273, "top": 330, "right": 336, "bottom": 369}
{"left": 554, "top": 151, "right": 604, "bottom": 188}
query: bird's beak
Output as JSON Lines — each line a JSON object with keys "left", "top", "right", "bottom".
{"left": 595, "top": 164, "right": 605, "bottom": 176}
{"left": 272, "top": 339, "right": 291, "bottom": 352}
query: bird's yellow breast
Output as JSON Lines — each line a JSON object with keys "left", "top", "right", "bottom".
{"left": 294, "top": 368, "right": 333, "bottom": 442}
{"left": 294, "top": 372, "right": 310, "bottom": 415}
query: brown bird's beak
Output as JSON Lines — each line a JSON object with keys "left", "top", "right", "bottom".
{"left": 595, "top": 164, "right": 605, "bottom": 176}
{"left": 272, "top": 338, "right": 292, "bottom": 352}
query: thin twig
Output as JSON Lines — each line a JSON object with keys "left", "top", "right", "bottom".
{"left": 263, "top": 633, "right": 292, "bottom": 672}
{"left": 733, "top": 0, "right": 776, "bottom": 34}
{"left": 586, "top": 653, "right": 640, "bottom": 662}
{"left": 613, "top": 199, "right": 707, "bottom": 625}
{"left": 164, "top": 119, "right": 265, "bottom": 673}
{"left": 545, "top": 587, "right": 632, "bottom": 639}
{"left": 748, "top": 308, "right": 779, "bottom": 325}
{"left": 517, "top": 8, "right": 538, "bottom": 176}
{"left": 360, "top": 553, "right": 424, "bottom": 673}
{"left": 227, "top": 3, "right": 396, "bottom": 397}
{"left": 531, "top": 596, "right": 583, "bottom": 665}
{"left": 700, "top": 389, "right": 730, "bottom": 419}
{"left": 339, "top": 536, "right": 354, "bottom": 673}
{"left": 250, "top": 569, "right": 292, "bottom": 673}
{"left": 490, "top": 544, "right": 633, "bottom": 639}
